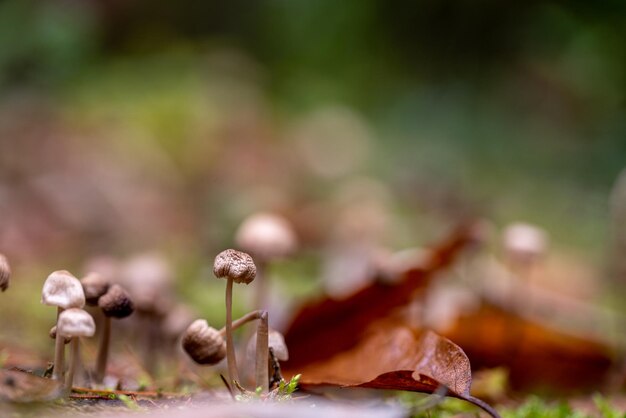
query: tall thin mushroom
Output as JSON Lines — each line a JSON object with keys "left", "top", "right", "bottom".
{"left": 95, "top": 284, "right": 134, "bottom": 383}
{"left": 213, "top": 249, "right": 256, "bottom": 386}
{"left": 235, "top": 213, "right": 297, "bottom": 310}
{"left": 41, "top": 271, "right": 86, "bottom": 380}
{"left": 57, "top": 308, "right": 95, "bottom": 394}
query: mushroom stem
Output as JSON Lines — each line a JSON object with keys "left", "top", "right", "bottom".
{"left": 52, "top": 307, "right": 66, "bottom": 380}
{"left": 95, "top": 316, "right": 111, "bottom": 384}
{"left": 225, "top": 276, "right": 239, "bottom": 384}
{"left": 65, "top": 338, "right": 79, "bottom": 394}
{"left": 255, "top": 311, "right": 269, "bottom": 393}
{"left": 218, "top": 310, "right": 263, "bottom": 336}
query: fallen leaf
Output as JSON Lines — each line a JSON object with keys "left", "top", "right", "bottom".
{"left": 442, "top": 304, "right": 614, "bottom": 392}
{"left": 283, "top": 224, "right": 475, "bottom": 370}
{"left": 294, "top": 326, "right": 500, "bottom": 417}
{"left": 0, "top": 369, "right": 62, "bottom": 402}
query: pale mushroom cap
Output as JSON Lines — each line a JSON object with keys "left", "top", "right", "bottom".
{"left": 41, "top": 270, "right": 85, "bottom": 309}
{"left": 213, "top": 249, "right": 256, "bottom": 284}
{"left": 235, "top": 213, "right": 298, "bottom": 260}
{"left": 57, "top": 308, "right": 96, "bottom": 338}
{"left": 0, "top": 254, "right": 10, "bottom": 292}
{"left": 502, "top": 222, "right": 548, "bottom": 260}
{"left": 181, "top": 319, "right": 226, "bottom": 365}
{"left": 247, "top": 329, "right": 289, "bottom": 362}
{"left": 121, "top": 253, "right": 173, "bottom": 314}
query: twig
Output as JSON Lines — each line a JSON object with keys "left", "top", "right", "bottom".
{"left": 219, "top": 374, "right": 234, "bottom": 400}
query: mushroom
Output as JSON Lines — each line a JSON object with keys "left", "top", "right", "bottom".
{"left": 49, "top": 326, "right": 71, "bottom": 345}
{"left": 0, "top": 254, "right": 10, "bottom": 292}
{"left": 41, "top": 270, "right": 86, "bottom": 380}
{"left": 502, "top": 222, "right": 548, "bottom": 278}
{"left": 80, "top": 272, "right": 110, "bottom": 306}
{"left": 181, "top": 319, "right": 226, "bottom": 365}
{"left": 235, "top": 213, "right": 297, "bottom": 310}
{"left": 95, "top": 284, "right": 134, "bottom": 384}
{"left": 213, "top": 249, "right": 256, "bottom": 385}
{"left": 182, "top": 310, "right": 268, "bottom": 368}
{"left": 121, "top": 253, "right": 174, "bottom": 372}
{"left": 56, "top": 308, "right": 95, "bottom": 393}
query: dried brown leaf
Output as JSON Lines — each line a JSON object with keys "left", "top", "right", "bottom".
{"left": 294, "top": 326, "right": 500, "bottom": 417}
{"left": 0, "top": 369, "right": 62, "bottom": 402}
{"left": 283, "top": 224, "right": 475, "bottom": 370}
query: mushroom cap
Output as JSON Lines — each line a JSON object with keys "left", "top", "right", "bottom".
{"left": 235, "top": 213, "right": 298, "bottom": 260}
{"left": 0, "top": 254, "right": 10, "bottom": 292}
{"left": 41, "top": 270, "right": 85, "bottom": 309}
{"left": 81, "top": 272, "right": 110, "bottom": 306}
{"left": 57, "top": 308, "right": 96, "bottom": 338}
{"left": 213, "top": 249, "right": 256, "bottom": 284}
{"left": 181, "top": 319, "right": 226, "bottom": 365}
{"left": 502, "top": 222, "right": 548, "bottom": 261}
{"left": 121, "top": 253, "right": 173, "bottom": 315}
{"left": 98, "top": 284, "right": 134, "bottom": 318}
{"left": 247, "top": 328, "right": 289, "bottom": 362}
{"left": 49, "top": 326, "right": 71, "bottom": 344}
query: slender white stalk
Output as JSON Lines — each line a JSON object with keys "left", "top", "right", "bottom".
{"left": 225, "top": 277, "right": 239, "bottom": 384}
{"left": 64, "top": 338, "right": 79, "bottom": 394}
{"left": 52, "top": 307, "right": 65, "bottom": 380}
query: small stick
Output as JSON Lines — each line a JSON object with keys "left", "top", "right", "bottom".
{"left": 255, "top": 311, "right": 269, "bottom": 393}
{"left": 219, "top": 374, "right": 234, "bottom": 400}
{"left": 218, "top": 310, "right": 263, "bottom": 336}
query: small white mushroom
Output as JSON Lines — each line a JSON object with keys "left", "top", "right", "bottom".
{"left": 502, "top": 222, "right": 548, "bottom": 266}
{"left": 235, "top": 213, "right": 297, "bottom": 260}
{"left": 42, "top": 270, "right": 85, "bottom": 310}
{"left": 57, "top": 308, "right": 95, "bottom": 393}
{"left": 41, "top": 270, "right": 85, "bottom": 380}
{"left": 235, "top": 213, "right": 297, "bottom": 311}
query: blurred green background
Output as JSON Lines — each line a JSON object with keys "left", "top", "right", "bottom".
{"left": 0, "top": 0, "right": 625, "bottom": 350}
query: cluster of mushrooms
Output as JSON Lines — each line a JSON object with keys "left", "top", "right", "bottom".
{"left": 0, "top": 212, "right": 297, "bottom": 397}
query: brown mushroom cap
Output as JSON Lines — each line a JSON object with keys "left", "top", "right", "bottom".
{"left": 81, "top": 272, "right": 110, "bottom": 306}
{"left": 98, "top": 284, "right": 134, "bottom": 319}
{"left": 49, "top": 326, "right": 71, "bottom": 344}
{"left": 181, "top": 319, "right": 226, "bottom": 365}
{"left": 213, "top": 249, "right": 256, "bottom": 284}
{"left": 0, "top": 254, "right": 10, "bottom": 292}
